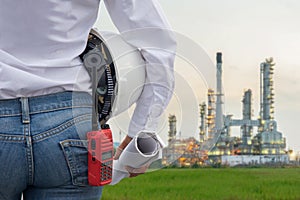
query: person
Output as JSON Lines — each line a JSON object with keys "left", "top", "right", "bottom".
{"left": 0, "top": 0, "right": 176, "bottom": 199}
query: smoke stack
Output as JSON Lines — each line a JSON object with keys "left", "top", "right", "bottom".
{"left": 217, "top": 52, "right": 222, "bottom": 64}
{"left": 215, "top": 52, "right": 224, "bottom": 132}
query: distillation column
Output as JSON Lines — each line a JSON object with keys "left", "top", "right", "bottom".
{"left": 240, "top": 89, "right": 253, "bottom": 154}
{"left": 168, "top": 114, "right": 177, "bottom": 143}
{"left": 163, "top": 114, "right": 178, "bottom": 165}
{"left": 207, "top": 89, "right": 216, "bottom": 139}
{"left": 254, "top": 58, "right": 286, "bottom": 155}
{"left": 260, "top": 58, "right": 275, "bottom": 123}
{"left": 199, "top": 103, "right": 207, "bottom": 143}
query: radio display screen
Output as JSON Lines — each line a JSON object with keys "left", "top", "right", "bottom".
{"left": 102, "top": 150, "right": 113, "bottom": 160}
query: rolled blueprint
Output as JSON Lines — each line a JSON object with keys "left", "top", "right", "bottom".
{"left": 110, "top": 131, "right": 165, "bottom": 185}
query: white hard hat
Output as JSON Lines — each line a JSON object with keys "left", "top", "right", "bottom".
{"left": 89, "top": 29, "right": 146, "bottom": 121}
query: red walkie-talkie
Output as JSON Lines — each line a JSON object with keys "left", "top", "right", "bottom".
{"left": 87, "top": 124, "right": 113, "bottom": 186}
{"left": 83, "top": 45, "right": 114, "bottom": 186}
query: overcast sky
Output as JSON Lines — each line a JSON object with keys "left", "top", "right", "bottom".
{"left": 95, "top": 0, "right": 300, "bottom": 152}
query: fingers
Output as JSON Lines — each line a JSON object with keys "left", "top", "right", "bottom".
{"left": 115, "top": 135, "right": 150, "bottom": 178}
{"left": 125, "top": 164, "right": 149, "bottom": 177}
{"left": 128, "top": 173, "right": 141, "bottom": 178}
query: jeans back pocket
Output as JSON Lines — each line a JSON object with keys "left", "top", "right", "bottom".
{"left": 60, "top": 139, "right": 89, "bottom": 186}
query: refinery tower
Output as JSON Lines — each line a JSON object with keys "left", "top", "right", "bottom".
{"left": 163, "top": 53, "right": 288, "bottom": 167}
{"left": 200, "top": 53, "right": 286, "bottom": 157}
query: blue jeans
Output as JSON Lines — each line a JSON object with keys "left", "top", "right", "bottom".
{"left": 0, "top": 92, "right": 103, "bottom": 200}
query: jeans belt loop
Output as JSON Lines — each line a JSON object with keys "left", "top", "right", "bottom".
{"left": 20, "top": 97, "right": 30, "bottom": 124}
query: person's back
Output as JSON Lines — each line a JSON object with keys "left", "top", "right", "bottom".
{"left": 0, "top": 0, "right": 176, "bottom": 199}
{"left": 0, "top": 0, "right": 95, "bottom": 98}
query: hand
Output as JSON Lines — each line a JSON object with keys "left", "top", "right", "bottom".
{"left": 114, "top": 135, "right": 132, "bottom": 160}
{"left": 125, "top": 164, "right": 149, "bottom": 177}
{"left": 114, "top": 135, "right": 149, "bottom": 177}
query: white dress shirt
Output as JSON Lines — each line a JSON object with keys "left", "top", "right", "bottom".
{"left": 0, "top": 0, "right": 176, "bottom": 137}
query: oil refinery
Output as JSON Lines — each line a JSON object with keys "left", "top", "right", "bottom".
{"left": 162, "top": 53, "right": 289, "bottom": 167}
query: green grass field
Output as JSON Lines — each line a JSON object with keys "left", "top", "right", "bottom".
{"left": 102, "top": 168, "right": 300, "bottom": 200}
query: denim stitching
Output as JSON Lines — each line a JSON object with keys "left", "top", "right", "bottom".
{"left": 29, "top": 105, "right": 92, "bottom": 115}
{"left": 0, "top": 134, "right": 25, "bottom": 142}
{"left": 60, "top": 139, "right": 88, "bottom": 186}
{"left": 24, "top": 124, "right": 34, "bottom": 185}
{"left": 60, "top": 139, "right": 88, "bottom": 148}
{"left": 32, "top": 114, "right": 91, "bottom": 142}
{"left": 0, "top": 91, "right": 92, "bottom": 117}
{"left": 20, "top": 97, "right": 35, "bottom": 186}
{"left": 60, "top": 143, "right": 79, "bottom": 186}
{"left": 0, "top": 113, "right": 22, "bottom": 117}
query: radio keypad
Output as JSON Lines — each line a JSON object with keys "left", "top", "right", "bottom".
{"left": 100, "top": 161, "right": 112, "bottom": 181}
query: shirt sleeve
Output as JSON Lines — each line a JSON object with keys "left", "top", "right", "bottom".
{"left": 103, "top": 0, "right": 177, "bottom": 137}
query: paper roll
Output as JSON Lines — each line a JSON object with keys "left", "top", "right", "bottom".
{"left": 110, "top": 131, "right": 165, "bottom": 185}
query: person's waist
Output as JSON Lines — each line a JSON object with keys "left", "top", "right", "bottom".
{"left": 0, "top": 91, "right": 92, "bottom": 117}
